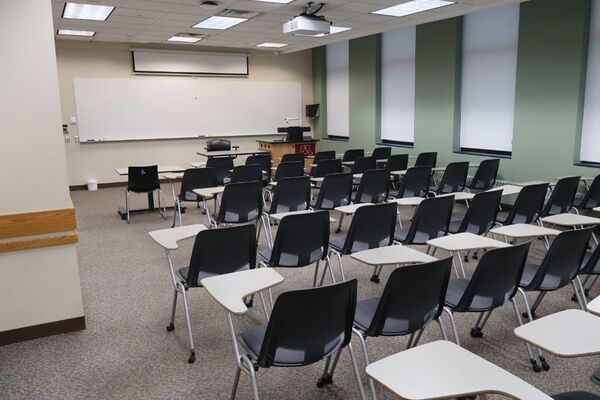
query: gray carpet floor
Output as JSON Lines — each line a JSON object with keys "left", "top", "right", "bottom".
{"left": 1, "top": 186, "right": 599, "bottom": 399}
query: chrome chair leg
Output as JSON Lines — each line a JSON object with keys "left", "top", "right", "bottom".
{"left": 179, "top": 284, "right": 196, "bottom": 363}
{"left": 443, "top": 307, "right": 460, "bottom": 346}
{"left": 348, "top": 343, "right": 367, "bottom": 400}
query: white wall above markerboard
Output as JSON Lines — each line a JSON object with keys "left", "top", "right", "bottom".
{"left": 73, "top": 77, "right": 302, "bottom": 142}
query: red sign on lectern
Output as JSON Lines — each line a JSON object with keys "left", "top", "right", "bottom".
{"left": 295, "top": 143, "right": 316, "bottom": 156}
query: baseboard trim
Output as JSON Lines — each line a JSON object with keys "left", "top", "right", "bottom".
{"left": 0, "top": 316, "right": 86, "bottom": 346}
{"left": 70, "top": 178, "right": 181, "bottom": 191}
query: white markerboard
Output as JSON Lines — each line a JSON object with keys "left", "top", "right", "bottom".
{"left": 73, "top": 77, "right": 302, "bottom": 142}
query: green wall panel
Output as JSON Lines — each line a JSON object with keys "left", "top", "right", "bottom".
{"left": 313, "top": 0, "right": 599, "bottom": 183}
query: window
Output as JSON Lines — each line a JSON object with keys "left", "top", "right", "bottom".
{"left": 380, "top": 26, "right": 416, "bottom": 146}
{"left": 326, "top": 41, "right": 350, "bottom": 139}
{"left": 459, "top": 4, "right": 520, "bottom": 156}
{"left": 580, "top": 0, "right": 600, "bottom": 164}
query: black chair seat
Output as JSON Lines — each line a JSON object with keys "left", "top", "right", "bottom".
{"left": 444, "top": 278, "right": 469, "bottom": 308}
{"left": 552, "top": 392, "right": 600, "bottom": 400}
{"left": 176, "top": 267, "right": 217, "bottom": 286}
{"left": 447, "top": 220, "right": 461, "bottom": 234}
{"left": 496, "top": 211, "right": 529, "bottom": 225}
{"left": 520, "top": 263, "right": 563, "bottom": 290}
{"left": 329, "top": 236, "right": 346, "bottom": 252}
{"left": 354, "top": 298, "right": 412, "bottom": 336}
{"left": 258, "top": 248, "right": 311, "bottom": 267}
{"left": 238, "top": 324, "right": 344, "bottom": 367}
{"left": 445, "top": 278, "right": 503, "bottom": 311}
{"left": 394, "top": 229, "right": 432, "bottom": 244}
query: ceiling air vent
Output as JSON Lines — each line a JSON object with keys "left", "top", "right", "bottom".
{"left": 217, "top": 9, "right": 260, "bottom": 19}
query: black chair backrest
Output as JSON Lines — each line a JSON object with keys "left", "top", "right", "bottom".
{"left": 268, "top": 176, "right": 311, "bottom": 214}
{"left": 524, "top": 227, "right": 593, "bottom": 291}
{"left": 230, "top": 165, "right": 263, "bottom": 184}
{"left": 314, "top": 172, "right": 353, "bottom": 210}
{"left": 186, "top": 224, "right": 257, "bottom": 287}
{"left": 342, "top": 149, "right": 364, "bottom": 163}
{"left": 351, "top": 156, "right": 377, "bottom": 175}
{"left": 206, "top": 157, "right": 234, "bottom": 185}
{"left": 206, "top": 139, "right": 231, "bottom": 152}
{"left": 372, "top": 147, "right": 391, "bottom": 160}
{"left": 403, "top": 196, "right": 454, "bottom": 244}
{"left": 354, "top": 169, "right": 390, "bottom": 204}
{"left": 469, "top": 159, "right": 500, "bottom": 190}
{"left": 386, "top": 154, "right": 409, "bottom": 172}
{"left": 454, "top": 242, "right": 531, "bottom": 312}
{"left": 217, "top": 181, "right": 263, "bottom": 224}
{"left": 541, "top": 176, "right": 580, "bottom": 217}
{"left": 365, "top": 257, "right": 452, "bottom": 337}
{"left": 457, "top": 190, "right": 502, "bottom": 235}
{"left": 313, "top": 151, "right": 336, "bottom": 165}
{"left": 435, "top": 162, "right": 469, "bottom": 194}
{"left": 178, "top": 168, "right": 217, "bottom": 201}
{"left": 313, "top": 159, "right": 342, "bottom": 178}
{"left": 415, "top": 152, "right": 437, "bottom": 168}
{"left": 268, "top": 211, "right": 330, "bottom": 268}
{"left": 504, "top": 183, "right": 548, "bottom": 224}
{"left": 246, "top": 154, "right": 271, "bottom": 173}
{"left": 342, "top": 203, "right": 397, "bottom": 254}
{"left": 128, "top": 165, "right": 160, "bottom": 193}
{"left": 257, "top": 279, "right": 357, "bottom": 368}
{"left": 281, "top": 153, "right": 305, "bottom": 164}
{"left": 579, "top": 175, "right": 600, "bottom": 209}
{"left": 396, "top": 166, "right": 431, "bottom": 198}
{"left": 274, "top": 161, "right": 304, "bottom": 181}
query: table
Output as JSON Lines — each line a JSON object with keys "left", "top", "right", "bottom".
{"left": 366, "top": 340, "right": 552, "bottom": 400}
{"left": 342, "top": 159, "right": 388, "bottom": 166}
{"left": 202, "top": 268, "right": 284, "bottom": 315}
{"left": 268, "top": 209, "right": 336, "bottom": 223}
{"left": 489, "top": 223, "right": 561, "bottom": 249}
{"left": 427, "top": 232, "right": 509, "bottom": 277}
{"left": 192, "top": 186, "right": 225, "bottom": 198}
{"left": 149, "top": 224, "right": 207, "bottom": 362}
{"left": 351, "top": 244, "right": 436, "bottom": 282}
{"left": 515, "top": 309, "right": 600, "bottom": 357}
{"left": 189, "top": 162, "right": 205, "bottom": 168}
{"left": 196, "top": 149, "right": 269, "bottom": 158}
{"left": 541, "top": 213, "right": 600, "bottom": 228}
{"left": 115, "top": 164, "right": 185, "bottom": 220}
{"left": 589, "top": 296, "right": 600, "bottom": 316}
{"left": 488, "top": 184, "right": 523, "bottom": 197}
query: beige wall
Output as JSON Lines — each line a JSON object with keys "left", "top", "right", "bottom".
{"left": 55, "top": 41, "right": 314, "bottom": 185}
{"left": 0, "top": 0, "right": 84, "bottom": 332}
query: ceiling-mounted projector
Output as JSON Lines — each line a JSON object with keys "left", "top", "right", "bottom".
{"left": 283, "top": 2, "right": 331, "bottom": 35}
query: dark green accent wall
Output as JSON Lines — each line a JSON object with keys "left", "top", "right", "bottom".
{"left": 312, "top": 0, "right": 599, "bottom": 183}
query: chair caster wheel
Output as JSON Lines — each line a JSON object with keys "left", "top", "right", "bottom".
{"left": 571, "top": 293, "right": 579, "bottom": 302}
{"left": 531, "top": 359, "right": 542, "bottom": 373}
{"left": 317, "top": 373, "right": 333, "bottom": 387}
{"left": 370, "top": 275, "right": 380, "bottom": 283}
{"left": 335, "top": 229, "right": 341, "bottom": 233}
{"left": 166, "top": 323, "right": 175, "bottom": 332}
{"left": 188, "top": 351, "right": 196, "bottom": 364}
{"left": 463, "top": 255, "right": 469, "bottom": 262}
{"left": 523, "top": 311, "right": 536, "bottom": 319}
{"left": 470, "top": 328, "right": 483, "bottom": 338}
{"left": 245, "top": 299, "right": 254, "bottom": 308}
{"left": 540, "top": 357, "right": 550, "bottom": 371}
{"left": 585, "top": 288, "right": 590, "bottom": 296}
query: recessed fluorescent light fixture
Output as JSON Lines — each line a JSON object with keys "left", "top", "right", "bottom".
{"left": 62, "top": 3, "right": 115, "bottom": 21}
{"left": 372, "top": 0, "right": 455, "bottom": 17}
{"left": 193, "top": 16, "right": 247, "bottom": 30}
{"left": 252, "top": 0, "right": 294, "bottom": 3}
{"left": 167, "top": 35, "right": 202, "bottom": 43}
{"left": 57, "top": 29, "right": 95, "bottom": 36}
{"left": 256, "top": 42, "right": 288, "bottom": 48}
{"left": 296, "top": 26, "right": 351, "bottom": 37}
